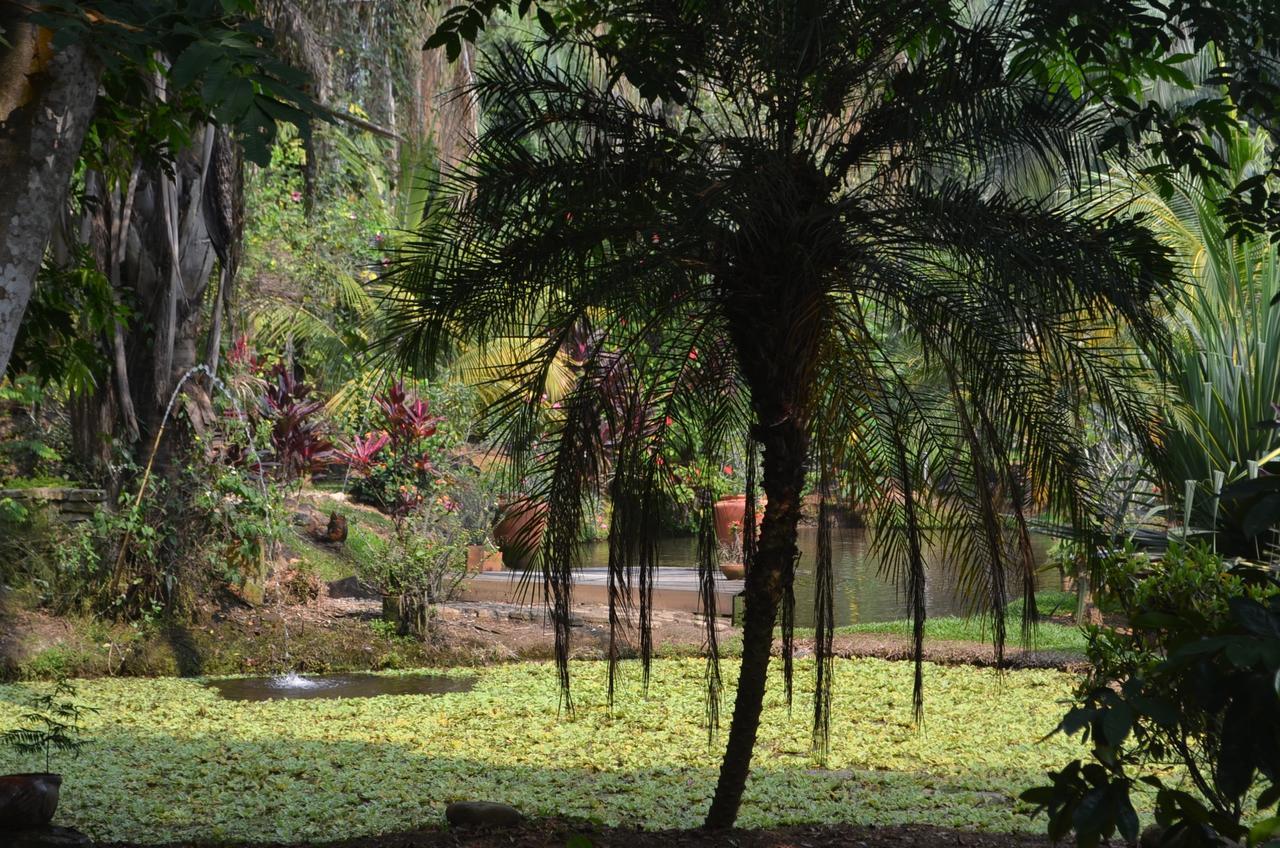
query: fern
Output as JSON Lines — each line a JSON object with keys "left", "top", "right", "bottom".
{"left": 0, "top": 679, "right": 95, "bottom": 773}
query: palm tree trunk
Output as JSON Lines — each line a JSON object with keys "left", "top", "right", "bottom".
{"left": 705, "top": 417, "right": 808, "bottom": 828}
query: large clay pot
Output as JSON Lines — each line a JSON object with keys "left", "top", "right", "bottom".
{"left": 713, "top": 495, "right": 766, "bottom": 546}
{"left": 492, "top": 499, "right": 547, "bottom": 570}
{"left": 0, "top": 773, "right": 61, "bottom": 829}
{"left": 465, "top": 544, "right": 504, "bottom": 573}
{"left": 719, "top": 561, "right": 746, "bottom": 580}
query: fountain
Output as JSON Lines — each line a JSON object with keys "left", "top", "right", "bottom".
{"left": 113, "top": 364, "right": 271, "bottom": 586}
{"left": 113, "top": 364, "right": 312, "bottom": 684}
{"left": 207, "top": 672, "right": 476, "bottom": 701}
{"left": 127, "top": 367, "right": 469, "bottom": 701}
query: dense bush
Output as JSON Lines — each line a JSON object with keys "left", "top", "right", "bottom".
{"left": 360, "top": 498, "right": 472, "bottom": 636}
{"left": 1023, "top": 543, "right": 1280, "bottom": 847}
{"left": 345, "top": 381, "right": 443, "bottom": 520}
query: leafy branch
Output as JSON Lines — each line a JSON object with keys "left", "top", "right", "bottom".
{"left": 0, "top": 679, "right": 96, "bottom": 773}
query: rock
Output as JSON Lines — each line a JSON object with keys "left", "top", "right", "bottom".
{"left": 445, "top": 801, "right": 524, "bottom": 829}
{"left": 324, "top": 511, "right": 348, "bottom": 543}
{"left": 291, "top": 506, "right": 324, "bottom": 535}
{"left": 1140, "top": 824, "right": 1165, "bottom": 848}
{"left": 3, "top": 826, "right": 91, "bottom": 847}
{"left": 327, "top": 576, "right": 380, "bottom": 600}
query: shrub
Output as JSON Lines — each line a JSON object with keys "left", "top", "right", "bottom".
{"left": 359, "top": 497, "right": 470, "bottom": 637}
{"left": 262, "top": 365, "right": 335, "bottom": 489}
{"left": 344, "top": 381, "right": 442, "bottom": 523}
{"left": 1023, "top": 543, "right": 1280, "bottom": 847}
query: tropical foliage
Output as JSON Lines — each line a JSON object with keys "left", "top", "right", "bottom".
{"left": 6, "top": 0, "right": 1280, "bottom": 843}
{"left": 1025, "top": 544, "right": 1280, "bottom": 846}
{"left": 382, "top": 0, "right": 1178, "bottom": 826}
{"left": 1108, "top": 129, "right": 1280, "bottom": 556}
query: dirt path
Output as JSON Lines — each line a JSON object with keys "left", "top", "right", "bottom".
{"left": 1, "top": 585, "right": 1083, "bottom": 681}
{"left": 319, "top": 596, "right": 1082, "bottom": 670}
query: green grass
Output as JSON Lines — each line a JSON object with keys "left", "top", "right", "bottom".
{"left": 0, "top": 658, "right": 1087, "bottom": 843}
{"left": 835, "top": 618, "right": 1086, "bottom": 653}
{"left": 826, "top": 591, "right": 1089, "bottom": 654}
{"left": 288, "top": 541, "right": 350, "bottom": 583}
{"left": 287, "top": 496, "right": 393, "bottom": 584}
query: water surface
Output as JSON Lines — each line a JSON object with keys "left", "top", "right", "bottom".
{"left": 207, "top": 672, "right": 476, "bottom": 701}
{"left": 581, "top": 526, "right": 1057, "bottom": 628}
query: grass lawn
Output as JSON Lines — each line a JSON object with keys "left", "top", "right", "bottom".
{"left": 794, "top": 591, "right": 1089, "bottom": 653}
{"left": 0, "top": 658, "right": 1085, "bottom": 843}
{"left": 834, "top": 617, "right": 1086, "bottom": 653}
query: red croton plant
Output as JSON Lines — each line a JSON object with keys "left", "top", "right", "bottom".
{"left": 339, "top": 381, "right": 443, "bottom": 527}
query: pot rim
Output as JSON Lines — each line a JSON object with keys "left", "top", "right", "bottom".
{"left": 0, "top": 772, "right": 63, "bottom": 782}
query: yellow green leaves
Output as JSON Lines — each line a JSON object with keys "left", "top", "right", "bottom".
{"left": 0, "top": 660, "right": 1083, "bottom": 842}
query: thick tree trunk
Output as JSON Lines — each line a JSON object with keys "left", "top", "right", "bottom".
{"left": 70, "top": 127, "right": 240, "bottom": 477}
{"left": 704, "top": 417, "right": 809, "bottom": 828}
{"left": 0, "top": 21, "right": 100, "bottom": 377}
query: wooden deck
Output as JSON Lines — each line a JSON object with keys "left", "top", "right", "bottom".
{"left": 460, "top": 567, "right": 744, "bottom": 617}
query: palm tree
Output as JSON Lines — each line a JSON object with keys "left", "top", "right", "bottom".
{"left": 382, "top": 1, "right": 1177, "bottom": 829}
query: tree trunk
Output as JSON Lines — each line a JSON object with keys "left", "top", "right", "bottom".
{"left": 704, "top": 416, "right": 809, "bottom": 828}
{"left": 70, "top": 127, "right": 240, "bottom": 477}
{"left": 0, "top": 20, "right": 100, "bottom": 377}
{"left": 417, "top": 9, "right": 479, "bottom": 173}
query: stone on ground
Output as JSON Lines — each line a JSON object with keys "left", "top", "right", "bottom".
{"left": 445, "top": 800, "right": 524, "bottom": 829}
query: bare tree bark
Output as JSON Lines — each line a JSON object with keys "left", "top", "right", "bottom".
{"left": 68, "top": 127, "right": 241, "bottom": 477}
{"left": 418, "top": 9, "right": 478, "bottom": 172}
{"left": 0, "top": 20, "right": 100, "bottom": 377}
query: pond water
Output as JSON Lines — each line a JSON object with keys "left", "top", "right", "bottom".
{"left": 581, "top": 526, "right": 1058, "bottom": 628}
{"left": 207, "top": 672, "right": 476, "bottom": 701}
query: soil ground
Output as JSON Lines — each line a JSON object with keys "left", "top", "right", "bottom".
{"left": 0, "top": 589, "right": 1083, "bottom": 682}
{"left": 99, "top": 820, "right": 1054, "bottom": 848}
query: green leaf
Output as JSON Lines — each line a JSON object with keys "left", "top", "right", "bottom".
{"left": 536, "top": 7, "right": 556, "bottom": 35}
{"left": 1102, "top": 703, "right": 1133, "bottom": 747}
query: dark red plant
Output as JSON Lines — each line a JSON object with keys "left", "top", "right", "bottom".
{"left": 376, "top": 380, "right": 440, "bottom": 447}
{"left": 338, "top": 432, "right": 390, "bottom": 474}
{"left": 226, "top": 335, "right": 259, "bottom": 371}
{"left": 263, "top": 365, "right": 335, "bottom": 484}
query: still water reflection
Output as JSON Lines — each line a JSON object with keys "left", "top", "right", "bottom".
{"left": 581, "top": 527, "right": 1056, "bottom": 628}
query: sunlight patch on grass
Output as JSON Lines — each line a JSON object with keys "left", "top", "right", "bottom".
{"left": 0, "top": 659, "right": 1083, "bottom": 843}
{"left": 835, "top": 616, "right": 1087, "bottom": 653}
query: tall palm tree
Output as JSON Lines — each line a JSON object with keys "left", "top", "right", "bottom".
{"left": 382, "top": 1, "right": 1177, "bottom": 828}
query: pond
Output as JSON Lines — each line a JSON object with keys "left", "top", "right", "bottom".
{"left": 580, "top": 526, "right": 1058, "bottom": 628}
{"left": 207, "top": 672, "right": 477, "bottom": 701}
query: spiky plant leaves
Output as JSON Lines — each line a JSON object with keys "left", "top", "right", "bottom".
{"left": 1099, "top": 128, "right": 1280, "bottom": 556}
{"left": 382, "top": 1, "right": 1179, "bottom": 828}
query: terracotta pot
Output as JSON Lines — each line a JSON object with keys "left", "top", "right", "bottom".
{"left": 0, "top": 773, "right": 61, "bottom": 829}
{"left": 713, "top": 495, "right": 766, "bottom": 546}
{"left": 465, "top": 544, "right": 504, "bottom": 573}
{"left": 492, "top": 499, "right": 548, "bottom": 570}
{"left": 719, "top": 561, "right": 746, "bottom": 581}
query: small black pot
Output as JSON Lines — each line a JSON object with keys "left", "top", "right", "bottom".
{"left": 0, "top": 773, "right": 61, "bottom": 829}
